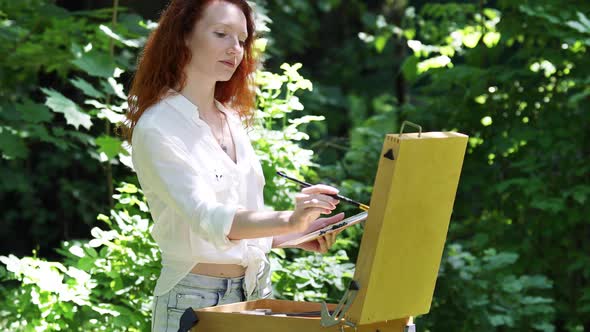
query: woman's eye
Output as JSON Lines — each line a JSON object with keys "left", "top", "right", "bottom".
{"left": 214, "top": 32, "right": 226, "bottom": 37}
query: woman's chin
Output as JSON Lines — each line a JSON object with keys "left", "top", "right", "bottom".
{"left": 216, "top": 74, "right": 234, "bottom": 82}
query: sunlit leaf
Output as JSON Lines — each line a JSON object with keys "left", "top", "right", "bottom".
{"left": 375, "top": 33, "right": 390, "bottom": 53}
{"left": 566, "top": 12, "right": 590, "bottom": 34}
{"left": 99, "top": 24, "right": 142, "bottom": 48}
{"left": 417, "top": 55, "right": 452, "bottom": 74}
{"left": 481, "top": 116, "right": 493, "bottom": 126}
{"left": 41, "top": 88, "right": 92, "bottom": 130}
{"left": 463, "top": 30, "right": 482, "bottom": 48}
{"left": 483, "top": 32, "right": 501, "bottom": 47}
{"left": 97, "top": 107, "right": 125, "bottom": 124}
{"left": 107, "top": 77, "right": 127, "bottom": 100}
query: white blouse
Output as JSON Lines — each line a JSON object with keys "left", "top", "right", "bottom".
{"left": 131, "top": 90, "right": 272, "bottom": 299}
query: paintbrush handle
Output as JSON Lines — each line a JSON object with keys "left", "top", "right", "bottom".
{"left": 276, "top": 171, "right": 369, "bottom": 211}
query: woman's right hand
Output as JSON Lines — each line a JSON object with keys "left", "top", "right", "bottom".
{"left": 289, "top": 184, "right": 340, "bottom": 233}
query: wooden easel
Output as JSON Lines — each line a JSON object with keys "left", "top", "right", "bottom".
{"left": 190, "top": 122, "right": 468, "bottom": 331}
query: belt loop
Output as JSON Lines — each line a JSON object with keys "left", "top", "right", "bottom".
{"left": 223, "top": 278, "right": 232, "bottom": 299}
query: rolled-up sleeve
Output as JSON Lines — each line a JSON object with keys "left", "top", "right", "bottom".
{"left": 132, "top": 127, "right": 237, "bottom": 250}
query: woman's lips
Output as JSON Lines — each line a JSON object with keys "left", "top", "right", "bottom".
{"left": 220, "top": 60, "right": 234, "bottom": 68}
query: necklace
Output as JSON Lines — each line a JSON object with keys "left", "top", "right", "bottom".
{"left": 219, "top": 114, "right": 228, "bottom": 153}
{"left": 205, "top": 111, "right": 229, "bottom": 154}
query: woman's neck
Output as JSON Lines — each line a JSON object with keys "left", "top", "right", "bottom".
{"left": 179, "top": 72, "right": 218, "bottom": 117}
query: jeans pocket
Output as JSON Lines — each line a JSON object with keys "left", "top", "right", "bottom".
{"left": 165, "top": 308, "right": 184, "bottom": 332}
{"left": 165, "top": 289, "right": 219, "bottom": 332}
{"left": 172, "top": 285, "right": 219, "bottom": 310}
{"left": 176, "top": 292, "right": 218, "bottom": 309}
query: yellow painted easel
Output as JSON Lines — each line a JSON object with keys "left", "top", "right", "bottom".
{"left": 190, "top": 122, "right": 468, "bottom": 331}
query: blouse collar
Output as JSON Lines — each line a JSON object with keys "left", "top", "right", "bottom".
{"left": 164, "top": 89, "right": 242, "bottom": 128}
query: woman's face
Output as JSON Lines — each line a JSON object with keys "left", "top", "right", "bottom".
{"left": 185, "top": 1, "right": 248, "bottom": 82}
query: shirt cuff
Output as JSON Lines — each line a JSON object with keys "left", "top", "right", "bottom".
{"left": 204, "top": 203, "right": 239, "bottom": 250}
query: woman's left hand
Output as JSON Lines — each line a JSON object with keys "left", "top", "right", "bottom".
{"left": 296, "top": 228, "right": 343, "bottom": 253}
{"left": 272, "top": 213, "right": 345, "bottom": 253}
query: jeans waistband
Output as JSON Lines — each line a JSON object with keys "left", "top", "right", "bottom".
{"left": 176, "top": 272, "right": 245, "bottom": 291}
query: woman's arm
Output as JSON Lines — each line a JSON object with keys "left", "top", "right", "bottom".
{"left": 134, "top": 127, "right": 339, "bottom": 246}
{"left": 228, "top": 185, "right": 340, "bottom": 240}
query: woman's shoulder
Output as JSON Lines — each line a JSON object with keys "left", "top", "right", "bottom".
{"left": 134, "top": 93, "right": 193, "bottom": 135}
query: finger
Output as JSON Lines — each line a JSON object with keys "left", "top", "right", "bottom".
{"left": 307, "top": 193, "right": 339, "bottom": 206}
{"left": 301, "top": 184, "right": 339, "bottom": 196}
{"left": 299, "top": 208, "right": 332, "bottom": 226}
{"left": 301, "top": 207, "right": 331, "bottom": 221}
{"left": 294, "top": 193, "right": 307, "bottom": 203}
{"left": 317, "top": 212, "right": 345, "bottom": 226}
{"left": 332, "top": 230, "right": 340, "bottom": 241}
{"left": 302, "top": 198, "right": 336, "bottom": 211}
{"left": 306, "top": 213, "right": 346, "bottom": 232}
{"left": 318, "top": 236, "right": 328, "bottom": 253}
{"left": 326, "top": 233, "right": 336, "bottom": 247}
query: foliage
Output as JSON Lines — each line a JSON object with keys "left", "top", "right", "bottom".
{"left": 270, "top": 249, "right": 354, "bottom": 303}
{"left": 1, "top": 0, "right": 589, "bottom": 331}
{"left": 251, "top": 62, "right": 322, "bottom": 210}
{"left": 0, "top": 183, "right": 157, "bottom": 331}
{"left": 0, "top": 0, "right": 149, "bottom": 257}
{"left": 401, "top": 2, "right": 589, "bottom": 330}
{"left": 249, "top": 38, "right": 355, "bottom": 303}
{"left": 422, "top": 244, "right": 555, "bottom": 332}
{"left": 261, "top": 0, "right": 588, "bottom": 330}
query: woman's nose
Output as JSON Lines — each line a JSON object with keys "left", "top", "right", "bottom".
{"left": 226, "top": 37, "right": 241, "bottom": 54}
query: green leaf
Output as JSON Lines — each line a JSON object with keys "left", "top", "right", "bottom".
{"left": 374, "top": 33, "right": 391, "bottom": 53}
{"left": 70, "top": 77, "right": 105, "bottom": 99}
{"left": 0, "top": 130, "right": 28, "bottom": 159}
{"left": 0, "top": 104, "right": 21, "bottom": 122}
{"left": 482, "top": 32, "right": 501, "bottom": 48}
{"left": 531, "top": 197, "right": 565, "bottom": 213}
{"left": 489, "top": 314, "right": 513, "bottom": 327}
{"left": 96, "top": 135, "right": 124, "bottom": 160}
{"left": 71, "top": 50, "right": 116, "bottom": 78}
{"left": 571, "top": 185, "right": 590, "bottom": 204}
{"left": 401, "top": 55, "right": 419, "bottom": 83}
{"left": 483, "top": 250, "right": 518, "bottom": 270}
{"left": 41, "top": 88, "right": 92, "bottom": 130}
{"left": 463, "top": 30, "right": 482, "bottom": 48}
{"left": 15, "top": 100, "right": 54, "bottom": 123}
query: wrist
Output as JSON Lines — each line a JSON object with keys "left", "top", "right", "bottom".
{"left": 280, "top": 211, "right": 298, "bottom": 233}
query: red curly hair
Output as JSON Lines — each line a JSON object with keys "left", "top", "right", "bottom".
{"left": 123, "top": 0, "right": 258, "bottom": 142}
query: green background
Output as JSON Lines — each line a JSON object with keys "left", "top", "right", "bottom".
{"left": 0, "top": 0, "right": 588, "bottom": 331}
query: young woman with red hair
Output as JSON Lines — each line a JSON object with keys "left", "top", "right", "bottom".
{"left": 125, "top": 1, "right": 345, "bottom": 330}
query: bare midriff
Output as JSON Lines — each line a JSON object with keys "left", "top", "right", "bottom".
{"left": 190, "top": 263, "right": 246, "bottom": 278}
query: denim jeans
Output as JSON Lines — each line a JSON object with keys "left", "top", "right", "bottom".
{"left": 151, "top": 271, "right": 272, "bottom": 332}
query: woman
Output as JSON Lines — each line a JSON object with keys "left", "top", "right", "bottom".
{"left": 124, "top": 0, "right": 345, "bottom": 331}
